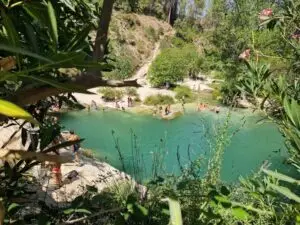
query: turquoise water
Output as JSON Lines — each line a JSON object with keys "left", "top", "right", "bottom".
{"left": 60, "top": 109, "right": 292, "bottom": 182}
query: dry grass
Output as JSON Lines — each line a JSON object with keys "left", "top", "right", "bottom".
{"left": 81, "top": 149, "right": 95, "bottom": 159}
{"left": 107, "top": 12, "right": 173, "bottom": 72}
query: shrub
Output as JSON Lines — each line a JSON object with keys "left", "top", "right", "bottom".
{"left": 98, "top": 88, "right": 124, "bottom": 102}
{"left": 144, "top": 94, "right": 175, "bottom": 105}
{"left": 171, "top": 36, "right": 187, "bottom": 47}
{"left": 160, "top": 36, "right": 172, "bottom": 49}
{"left": 158, "top": 26, "right": 164, "bottom": 36}
{"left": 125, "top": 87, "right": 139, "bottom": 97}
{"left": 212, "top": 88, "right": 222, "bottom": 100}
{"left": 145, "top": 26, "right": 159, "bottom": 42}
{"left": 148, "top": 45, "right": 201, "bottom": 87}
{"left": 113, "top": 56, "right": 134, "bottom": 80}
{"left": 173, "top": 19, "right": 202, "bottom": 43}
{"left": 148, "top": 48, "right": 186, "bottom": 87}
{"left": 174, "top": 85, "right": 194, "bottom": 102}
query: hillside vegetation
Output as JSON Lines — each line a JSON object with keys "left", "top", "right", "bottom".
{"left": 101, "top": 12, "right": 173, "bottom": 80}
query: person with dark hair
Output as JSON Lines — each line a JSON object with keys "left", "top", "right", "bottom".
{"left": 68, "top": 130, "right": 80, "bottom": 163}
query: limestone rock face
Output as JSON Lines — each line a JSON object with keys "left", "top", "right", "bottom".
{"left": 32, "top": 151, "right": 136, "bottom": 206}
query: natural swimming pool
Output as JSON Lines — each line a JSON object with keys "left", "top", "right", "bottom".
{"left": 60, "top": 109, "right": 292, "bottom": 182}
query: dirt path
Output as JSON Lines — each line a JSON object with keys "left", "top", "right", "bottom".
{"left": 73, "top": 32, "right": 215, "bottom": 107}
{"left": 131, "top": 42, "right": 160, "bottom": 84}
{"left": 74, "top": 40, "right": 165, "bottom": 106}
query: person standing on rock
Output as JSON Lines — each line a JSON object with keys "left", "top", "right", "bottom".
{"left": 181, "top": 96, "right": 185, "bottom": 111}
{"left": 68, "top": 130, "right": 81, "bottom": 163}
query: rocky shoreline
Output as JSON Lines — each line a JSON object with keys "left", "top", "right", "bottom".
{"left": 0, "top": 123, "right": 144, "bottom": 207}
{"left": 32, "top": 152, "right": 142, "bottom": 206}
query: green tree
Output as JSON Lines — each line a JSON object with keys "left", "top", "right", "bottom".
{"left": 148, "top": 45, "right": 201, "bottom": 86}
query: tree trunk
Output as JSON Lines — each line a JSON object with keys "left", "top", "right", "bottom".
{"left": 168, "top": 0, "right": 178, "bottom": 26}
{"left": 93, "top": 0, "right": 115, "bottom": 61}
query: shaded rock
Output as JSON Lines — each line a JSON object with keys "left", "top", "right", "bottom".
{"left": 33, "top": 153, "right": 141, "bottom": 206}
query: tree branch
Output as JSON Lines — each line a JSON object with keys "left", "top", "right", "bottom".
{"left": 9, "top": 74, "right": 140, "bottom": 106}
{"left": 1, "top": 121, "right": 27, "bottom": 148}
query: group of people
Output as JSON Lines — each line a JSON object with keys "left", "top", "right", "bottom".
{"left": 197, "top": 102, "right": 208, "bottom": 111}
{"left": 114, "top": 96, "right": 134, "bottom": 111}
{"left": 153, "top": 105, "right": 172, "bottom": 116}
{"left": 127, "top": 96, "right": 133, "bottom": 107}
{"left": 197, "top": 102, "right": 221, "bottom": 114}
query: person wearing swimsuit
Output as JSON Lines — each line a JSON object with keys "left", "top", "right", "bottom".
{"left": 68, "top": 130, "right": 80, "bottom": 163}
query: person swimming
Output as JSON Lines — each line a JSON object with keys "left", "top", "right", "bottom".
{"left": 198, "top": 103, "right": 205, "bottom": 111}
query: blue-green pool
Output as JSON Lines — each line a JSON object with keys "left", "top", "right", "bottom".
{"left": 60, "top": 109, "right": 292, "bottom": 182}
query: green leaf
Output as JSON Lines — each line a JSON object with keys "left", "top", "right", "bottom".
{"left": 283, "top": 97, "right": 300, "bottom": 129}
{"left": 7, "top": 203, "right": 21, "bottom": 213}
{"left": 135, "top": 204, "right": 148, "bottom": 216}
{"left": 269, "top": 183, "right": 300, "bottom": 203}
{"left": 0, "top": 9, "right": 20, "bottom": 49}
{"left": 215, "top": 195, "right": 232, "bottom": 208}
{"left": 75, "top": 209, "right": 92, "bottom": 214}
{"left": 0, "top": 8, "right": 21, "bottom": 67}
{"left": 63, "top": 208, "right": 75, "bottom": 214}
{"left": 214, "top": 195, "right": 231, "bottom": 204}
{"left": 24, "top": 23, "right": 40, "bottom": 54}
{"left": 220, "top": 186, "right": 230, "bottom": 196}
{"left": 60, "top": 0, "right": 76, "bottom": 11}
{"left": 23, "top": 2, "right": 49, "bottom": 25}
{"left": 262, "top": 169, "right": 300, "bottom": 185}
{"left": 47, "top": 1, "right": 58, "bottom": 47}
{"left": 0, "top": 44, "right": 53, "bottom": 63}
{"left": 65, "top": 24, "right": 92, "bottom": 51}
{"left": 162, "top": 198, "right": 182, "bottom": 225}
{"left": 231, "top": 207, "right": 249, "bottom": 221}
{"left": 0, "top": 99, "right": 38, "bottom": 124}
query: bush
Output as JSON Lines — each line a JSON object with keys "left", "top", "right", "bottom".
{"left": 171, "top": 37, "right": 187, "bottom": 47}
{"left": 98, "top": 88, "right": 124, "bottom": 102}
{"left": 160, "top": 36, "right": 172, "bottom": 49}
{"left": 145, "top": 26, "right": 159, "bottom": 42}
{"left": 174, "top": 85, "right": 194, "bottom": 102}
{"left": 173, "top": 19, "right": 202, "bottom": 43}
{"left": 125, "top": 87, "right": 138, "bottom": 97}
{"left": 148, "top": 45, "right": 201, "bottom": 87}
{"left": 113, "top": 56, "right": 134, "bottom": 80}
{"left": 158, "top": 26, "right": 164, "bottom": 36}
{"left": 144, "top": 94, "right": 175, "bottom": 105}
